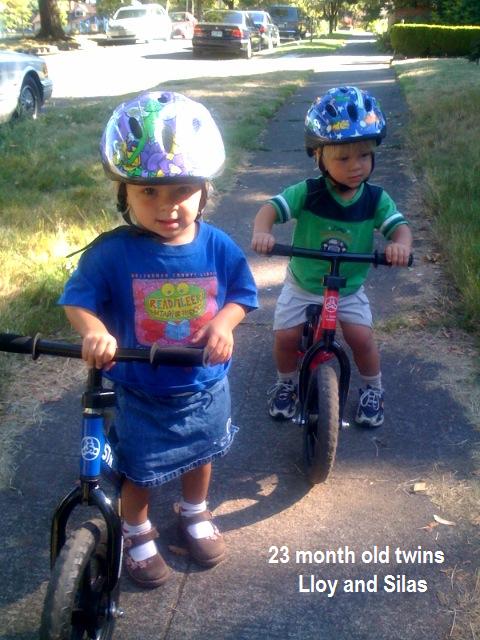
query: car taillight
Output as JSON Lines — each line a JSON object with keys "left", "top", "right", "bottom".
{"left": 231, "top": 27, "right": 242, "bottom": 38}
{"left": 259, "top": 25, "right": 266, "bottom": 33}
{"left": 194, "top": 25, "right": 203, "bottom": 35}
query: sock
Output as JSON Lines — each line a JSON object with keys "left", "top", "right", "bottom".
{"left": 180, "top": 499, "right": 215, "bottom": 539}
{"left": 361, "top": 373, "right": 383, "bottom": 391}
{"left": 122, "top": 519, "right": 157, "bottom": 561}
{"left": 278, "top": 370, "right": 299, "bottom": 387}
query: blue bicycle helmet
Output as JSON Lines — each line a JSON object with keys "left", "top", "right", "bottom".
{"left": 304, "top": 86, "right": 386, "bottom": 155}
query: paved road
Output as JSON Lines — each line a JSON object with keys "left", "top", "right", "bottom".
{"left": 45, "top": 33, "right": 390, "bottom": 99}
{"left": 1, "top": 35, "right": 478, "bottom": 640}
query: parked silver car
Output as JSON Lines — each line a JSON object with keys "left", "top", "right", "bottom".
{"left": 106, "top": 4, "right": 172, "bottom": 43}
{"left": 0, "top": 50, "right": 53, "bottom": 123}
{"left": 249, "top": 11, "right": 281, "bottom": 49}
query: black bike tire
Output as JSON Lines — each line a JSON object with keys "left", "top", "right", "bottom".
{"left": 303, "top": 365, "right": 339, "bottom": 485}
{"left": 39, "top": 518, "right": 118, "bottom": 640}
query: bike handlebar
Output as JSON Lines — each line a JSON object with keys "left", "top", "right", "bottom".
{"left": 0, "top": 333, "right": 206, "bottom": 367}
{"left": 270, "top": 243, "right": 413, "bottom": 267}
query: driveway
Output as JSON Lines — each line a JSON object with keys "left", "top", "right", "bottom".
{"left": 1, "top": 34, "right": 478, "bottom": 640}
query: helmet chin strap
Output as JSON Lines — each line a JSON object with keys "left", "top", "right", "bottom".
{"left": 317, "top": 153, "right": 376, "bottom": 192}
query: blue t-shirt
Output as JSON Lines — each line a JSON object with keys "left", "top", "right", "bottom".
{"left": 59, "top": 223, "right": 258, "bottom": 394}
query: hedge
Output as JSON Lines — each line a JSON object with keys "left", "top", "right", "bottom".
{"left": 390, "top": 24, "right": 480, "bottom": 57}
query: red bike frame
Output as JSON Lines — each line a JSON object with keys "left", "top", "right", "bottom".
{"left": 272, "top": 244, "right": 411, "bottom": 429}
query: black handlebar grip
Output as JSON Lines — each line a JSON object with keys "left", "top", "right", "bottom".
{"left": 270, "top": 243, "right": 293, "bottom": 257}
{"left": 374, "top": 252, "right": 390, "bottom": 266}
{"left": 0, "top": 333, "right": 35, "bottom": 355}
{"left": 149, "top": 343, "right": 206, "bottom": 367}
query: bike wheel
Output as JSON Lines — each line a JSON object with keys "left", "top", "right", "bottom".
{"left": 39, "top": 518, "right": 119, "bottom": 640}
{"left": 303, "top": 365, "right": 339, "bottom": 484}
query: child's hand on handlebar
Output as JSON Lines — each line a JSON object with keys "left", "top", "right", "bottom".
{"left": 82, "top": 330, "right": 117, "bottom": 370}
{"left": 385, "top": 242, "right": 411, "bottom": 267}
{"left": 252, "top": 232, "right": 276, "bottom": 254}
{"left": 191, "top": 318, "right": 234, "bottom": 366}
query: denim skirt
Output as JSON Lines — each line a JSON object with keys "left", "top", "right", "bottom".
{"left": 113, "top": 377, "right": 236, "bottom": 487}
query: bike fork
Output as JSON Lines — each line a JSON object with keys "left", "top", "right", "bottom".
{"left": 50, "top": 370, "right": 123, "bottom": 591}
{"left": 49, "top": 482, "right": 123, "bottom": 589}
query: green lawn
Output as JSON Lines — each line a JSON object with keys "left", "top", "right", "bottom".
{"left": 393, "top": 58, "right": 480, "bottom": 334}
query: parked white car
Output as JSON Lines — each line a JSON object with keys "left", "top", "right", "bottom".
{"left": 106, "top": 4, "right": 172, "bottom": 43}
{"left": 0, "top": 50, "right": 53, "bottom": 123}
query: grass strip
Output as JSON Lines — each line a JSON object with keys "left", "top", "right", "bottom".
{"left": 393, "top": 58, "right": 480, "bottom": 334}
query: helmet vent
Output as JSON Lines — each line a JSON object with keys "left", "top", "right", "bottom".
{"left": 162, "top": 125, "right": 174, "bottom": 153}
{"left": 129, "top": 117, "right": 143, "bottom": 140}
{"left": 326, "top": 103, "right": 338, "bottom": 118}
{"left": 158, "top": 93, "right": 170, "bottom": 103}
{"left": 347, "top": 103, "right": 358, "bottom": 121}
{"left": 192, "top": 117, "right": 201, "bottom": 132}
{"left": 364, "top": 97, "right": 372, "bottom": 111}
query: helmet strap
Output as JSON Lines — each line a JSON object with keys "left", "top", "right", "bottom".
{"left": 196, "top": 182, "right": 209, "bottom": 220}
{"left": 117, "top": 182, "right": 129, "bottom": 221}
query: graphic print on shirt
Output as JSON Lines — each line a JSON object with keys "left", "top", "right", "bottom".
{"left": 320, "top": 225, "right": 352, "bottom": 254}
{"left": 132, "top": 274, "right": 218, "bottom": 345}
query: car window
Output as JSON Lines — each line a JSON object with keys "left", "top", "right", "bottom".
{"left": 114, "top": 8, "right": 147, "bottom": 19}
{"left": 250, "top": 12, "right": 264, "bottom": 22}
{"left": 203, "top": 10, "right": 243, "bottom": 24}
{"left": 269, "top": 6, "right": 298, "bottom": 19}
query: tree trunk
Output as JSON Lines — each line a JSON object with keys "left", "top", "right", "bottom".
{"left": 37, "top": 0, "right": 66, "bottom": 39}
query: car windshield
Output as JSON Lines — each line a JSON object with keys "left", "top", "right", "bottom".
{"left": 269, "top": 7, "right": 297, "bottom": 19}
{"left": 202, "top": 10, "right": 243, "bottom": 24}
{"left": 114, "top": 8, "right": 147, "bottom": 19}
{"left": 249, "top": 12, "right": 265, "bottom": 21}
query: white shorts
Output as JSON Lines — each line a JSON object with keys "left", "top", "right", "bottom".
{"left": 273, "top": 270, "right": 373, "bottom": 330}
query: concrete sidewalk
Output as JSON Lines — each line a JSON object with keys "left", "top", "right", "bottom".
{"left": 1, "top": 36, "right": 478, "bottom": 640}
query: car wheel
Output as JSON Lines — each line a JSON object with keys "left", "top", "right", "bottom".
{"left": 267, "top": 34, "right": 274, "bottom": 50}
{"left": 15, "top": 76, "right": 41, "bottom": 120}
{"left": 275, "top": 34, "right": 281, "bottom": 47}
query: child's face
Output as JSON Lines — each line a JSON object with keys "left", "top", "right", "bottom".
{"left": 126, "top": 182, "right": 203, "bottom": 244}
{"left": 321, "top": 145, "right": 373, "bottom": 192}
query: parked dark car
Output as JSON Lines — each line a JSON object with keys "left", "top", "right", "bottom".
{"left": 0, "top": 50, "right": 53, "bottom": 123}
{"left": 268, "top": 5, "right": 309, "bottom": 40}
{"left": 249, "top": 10, "right": 281, "bottom": 49}
{"left": 192, "top": 10, "right": 262, "bottom": 59}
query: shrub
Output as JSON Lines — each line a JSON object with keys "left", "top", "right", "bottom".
{"left": 390, "top": 24, "right": 480, "bottom": 57}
